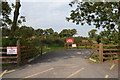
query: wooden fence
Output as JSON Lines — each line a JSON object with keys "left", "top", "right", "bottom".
{"left": 64, "top": 43, "right": 93, "bottom": 49}
{"left": 90, "top": 43, "right": 120, "bottom": 63}
{"left": 101, "top": 44, "right": 120, "bottom": 63}
{"left": 1, "top": 42, "right": 119, "bottom": 64}
{"left": 65, "top": 43, "right": 120, "bottom": 63}
{"left": 0, "top": 47, "right": 18, "bottom": 64}
{"left": 0, "top": 40, "right": 41, "bottom": 65}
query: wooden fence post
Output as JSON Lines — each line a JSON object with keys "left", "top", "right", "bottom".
{"left": 77, "top": 43, "right": 79, "bottom": 49}
{"left": 85, "top": 44, "right": 87, "bottom": 49}
{"left": 67, "top": 44, "right": 69, "bottom": 49}
{"left": 64, "top": 43, "right": 66, "bottom": 49}
{"left": 17, "top": 40, "right": 21, "bottom": 66}
{"left": 40, "top": 46, "right": 43, "bottom": 56}
{"left": 90, "top": 44, "right": 94, "bottom": 57}
{"left": 99, "top": 43, "right": 103, "bottom": 62}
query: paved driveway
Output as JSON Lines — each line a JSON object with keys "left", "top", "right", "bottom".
{"left": 2, "top": 49, "right": 118, "bottom": 79}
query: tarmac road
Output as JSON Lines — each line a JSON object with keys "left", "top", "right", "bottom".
{"left": 2, "top": 49, "right": 118, "bottom": 79}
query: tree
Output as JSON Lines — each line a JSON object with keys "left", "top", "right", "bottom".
{"left": 67, "top": 1, "right": 120, "bottom": 30}
{"left": 70, "top": 29, "right": 77, "bottom": 37}
{"left": 1, "top": 0, "right": 25, "bottom": 29}
{"left": 1, "top": 2, "right": 12, "bottom": 28}
{"left": 53, "top": 32, "right": 59, "bottom": 38}
{"left": 96, "top": 35, "right": 101, "bottom": 44}
{"left": 59, "top": 29, "right": 69, "bottom": 37}
{"left": 59, "top": 29, "right": 77, "bottom": 38}
{"left": 88, "top": 29, "right": 97, "bottom": 40}
{"left": 1, "top": 27, "right": 10, "bottom": 37}
{"left": 67, "top": 1, "right": 120, "bottom": 44}
{"left": 35, "top": 28, "right": 44, "bottom": 36}
{"left": 15, "top": 26, "right": 34, "bottom": 38}
{"left": 11, "top": 0, "right": 21, "bottom": 33}
{"left": 45, "top": 28, "right": 54, "bottom": 34}
{"left": 99, "top": 30, "right": 118, "bottom": 44}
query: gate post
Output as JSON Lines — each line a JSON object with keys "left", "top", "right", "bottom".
{"left": 40, "top": 46, "right": 43, "bottom": 56}
{"left": 99, "top": 43, "right": 103, "bottom": 62}
{"left": 64, "top": 43, "right": 66, "bottom": 49}
{"left": 67, "top": 43, "right": 69, "bottom": 49}
{"left": 77, "top": 43, "right": 79, "bottom": 49}
{"left": 17, "top": 40, "right": 21, "bottom": 66}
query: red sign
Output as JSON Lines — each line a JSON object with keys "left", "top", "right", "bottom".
{"left": 7, "top": 47, "right": 17, "bottom": 54}
{"left": 66, "top": 39, "right": 74, "bottom": 43}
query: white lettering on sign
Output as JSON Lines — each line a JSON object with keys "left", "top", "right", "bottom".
{"left": 72, "top": 44, "right": 76, "bottom": 47}
{"left": 67, "top": 40, "right": 72, "bottom": 43}
{"left": 66, "top": 39, "right": 74, "bottom": 43}
{"left": 7, "top": 47, "right": 17, "bottom": 54}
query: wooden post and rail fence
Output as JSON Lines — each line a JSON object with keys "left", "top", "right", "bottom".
{"left": 0, "top": 41, "right": 120, "bottom": 65}
{"left": 64, "top": 43, "right": 120, "bottom": 63}
{"left": 0, "top": 40, "right": 42, "bottom": 66}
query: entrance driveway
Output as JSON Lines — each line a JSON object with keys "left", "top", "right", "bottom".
{"left": 2, "top": 49, "right": 118, "bottom": 79}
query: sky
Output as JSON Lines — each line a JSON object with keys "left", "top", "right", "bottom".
{"left": 8, "top": 0, "right": 104, "bottom": 37}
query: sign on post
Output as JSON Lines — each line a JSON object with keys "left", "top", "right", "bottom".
{"left": 7, "top": 47, "right": 17, "bottom": 54}
{"left": 66, "top": 39, "right": 74, "bottom": 43}
{"left": 72, "top": 44, "right": 77, "bottom": 47}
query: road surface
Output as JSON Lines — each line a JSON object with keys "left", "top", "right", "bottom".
{"left": 2, "top": 49, "right": 118, "bottom": 79}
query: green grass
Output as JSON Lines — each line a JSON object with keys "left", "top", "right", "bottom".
{"left": 78, "top": 46, "right": 91, "bottom": 47}
{"left": 92, "top": 41, "right": 97, "bottom": 43}
{"left": 91, "top": 55, "right": 119, "bottom": 62}
{"left": 42, "top": 46, "right": 64, "bottom": 53}
{"left": 91, "top": 55, "right": 99, "bottom": 61}
{"left": 66, "top": 46, "right": 92, "bottom": 49}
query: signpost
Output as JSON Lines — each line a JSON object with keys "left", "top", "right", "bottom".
{"left": 7, "top": 47, "right": 17, "bottom": 54}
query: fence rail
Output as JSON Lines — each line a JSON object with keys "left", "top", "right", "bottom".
{"left": 103, "top": 49, "right": 120, "bottom": 51}
{"left": 0, "top": 46, "right": 18, "bottom": 64}
{"left": 64, "top": 43, "right": 93, "bottom": 49}
{"left": 1, "top": 40, "right": 41, "bottom": 65}
{"left": 92, "top": 43, "right": 120, "bottom": 63}
{"left": 64, "top": 43, "right": 120, "bottom": 63}
{"left": 103, "top": 45, "right": 120, "bottom": 46}
{"left": 1, "top": 42, "right": 120, "bottom": 65}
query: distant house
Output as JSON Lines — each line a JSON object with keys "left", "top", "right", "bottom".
{"left": 29, "top": 36, "right": 36, "bottom": 40}
{"left": 82, "top": 40, "right": 88, "bottom": 43}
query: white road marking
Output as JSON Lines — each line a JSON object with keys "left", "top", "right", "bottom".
{"left": 0, "top": 70, "right": 8, "bottom": 77}
{"left": 22, "top": 68, "right": 54, "bottom": 79}
{"left": 66, "top": 67, "right": 85, "bottom": 78}
{"left": 105, "top": 75, "right": 109, "bottom": 78}
{"left": 110, "top": 64, "right": 116, "bottom": 70}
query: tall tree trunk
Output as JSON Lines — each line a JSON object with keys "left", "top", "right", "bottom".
{"left": 11, "top": 0, "right": 21, "bottom": 34}
{"left": 118, "top": 5, "right": 120, "bottom": 44}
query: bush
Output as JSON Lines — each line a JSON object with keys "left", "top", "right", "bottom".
{"left": 74, "top": 37, "right": 82, "bottom": 43}
{"left": 2, "top": 37, "right": 18, "bottom": 47}
{"left": 52, "top": 39, "right": 64, "bottom": 47}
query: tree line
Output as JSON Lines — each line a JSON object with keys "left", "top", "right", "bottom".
{"left": 1, "top": 25, "right": 78, "bottom": 47}
{"left": 88, "top": 29, "right": 119, "bottom": 44}
{"left": 1, "top": 1, "right": 119, "bottom": 47}
{"left": 2, "top": 27, "right": 77, "bottom": 39}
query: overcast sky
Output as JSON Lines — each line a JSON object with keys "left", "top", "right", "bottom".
{"left": 8, "top": 0, "right": 103, "bottom": 37}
